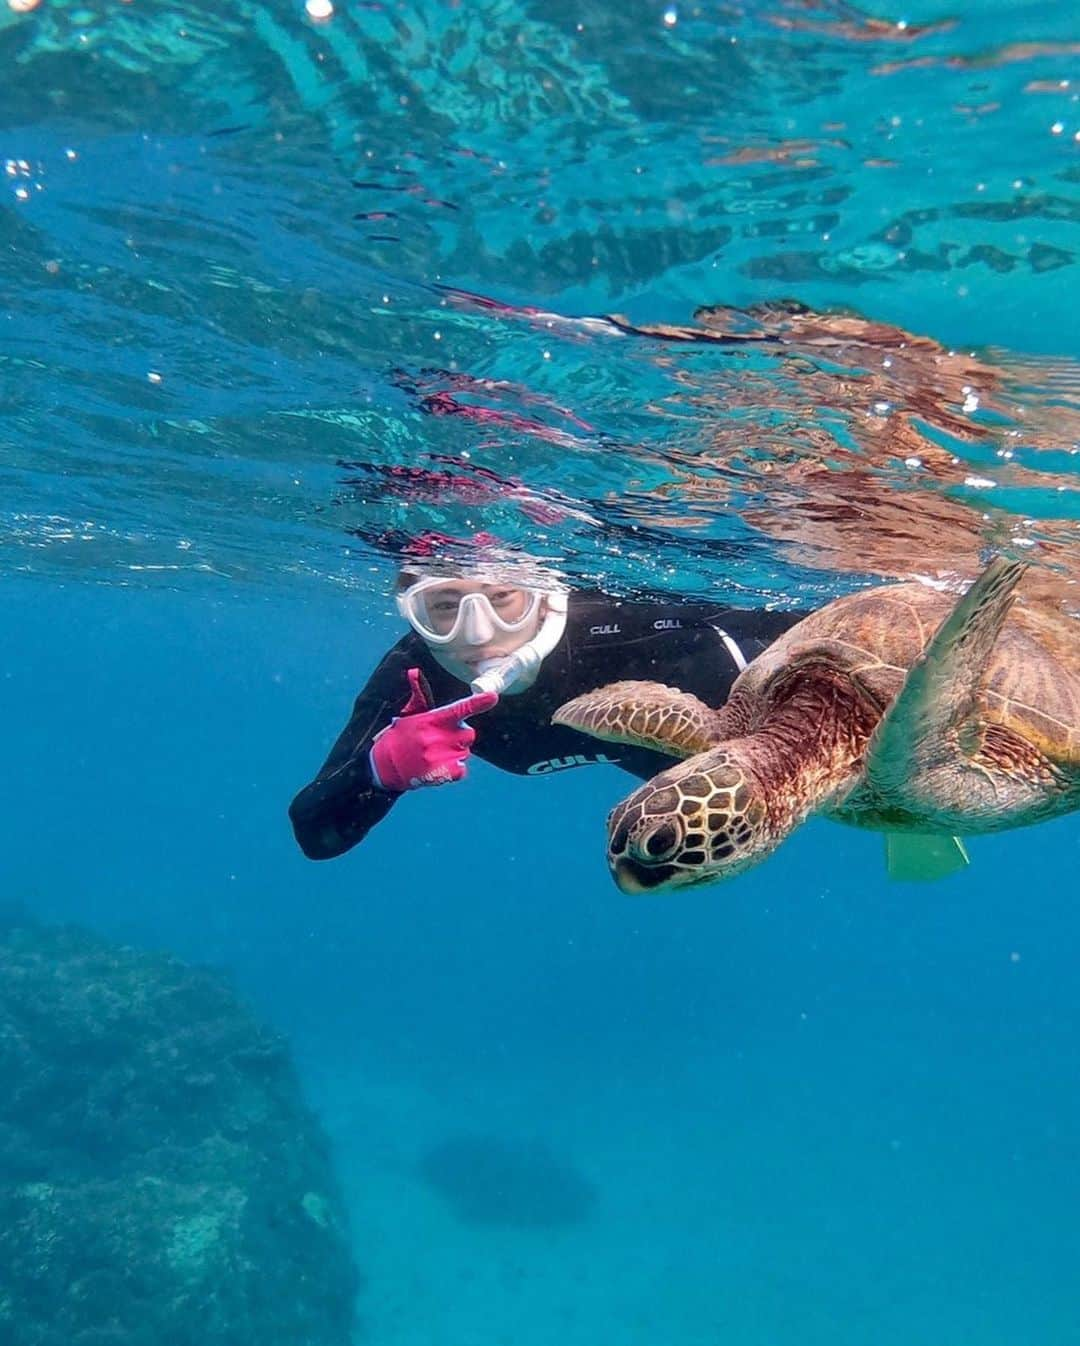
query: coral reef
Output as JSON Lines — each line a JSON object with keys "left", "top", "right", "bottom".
{"left": 419, "top": 1132, "right": 596, "bottom": 1228}
{"left": 0, "top": 919, "right": 358, "bottom": 1345}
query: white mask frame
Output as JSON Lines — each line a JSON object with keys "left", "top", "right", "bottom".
{"left": 396, "top": 577, "right": 544, "bottom": 646}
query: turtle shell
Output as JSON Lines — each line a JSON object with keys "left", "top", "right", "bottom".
{"left": 734, "top": 579, "right": 1080, "bottom": 766}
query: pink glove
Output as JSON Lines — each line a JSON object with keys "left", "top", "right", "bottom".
{"left": 369, "top": 668, "right": 498, "bottom": 793}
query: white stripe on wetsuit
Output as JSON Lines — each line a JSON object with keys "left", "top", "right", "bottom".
{"left": 711, "top": 625, "right": 747, "bottom": 671}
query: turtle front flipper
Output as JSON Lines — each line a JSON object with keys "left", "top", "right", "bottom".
{"left": 865, "top": 555, "right": 1027, "bottom": 805}
{"left": 553, "top": 680, "right": 720, "bottom": 758}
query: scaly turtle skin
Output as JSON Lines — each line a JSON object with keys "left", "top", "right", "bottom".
{"left": 553, "top": 559, "right": 1080, "bottom": 893}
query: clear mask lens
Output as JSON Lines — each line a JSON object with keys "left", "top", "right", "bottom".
{"left": 400, "top": 581, "right": 542, "bottom": 644}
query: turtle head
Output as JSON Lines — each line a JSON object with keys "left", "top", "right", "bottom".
{"left": 607, "top": 749, "right": 773, "bottom": 893}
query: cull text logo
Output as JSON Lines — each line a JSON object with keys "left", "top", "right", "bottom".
{"left": 527, "top": 753, "right": 620, "bottom": 775}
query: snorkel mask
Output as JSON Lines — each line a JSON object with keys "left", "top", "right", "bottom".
{"left": 396, "top": 575, "right": 569, "bottom": 695}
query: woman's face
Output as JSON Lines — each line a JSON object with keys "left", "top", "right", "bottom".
{"left": 416, "top": 580, "right": 542, "bottom": 683}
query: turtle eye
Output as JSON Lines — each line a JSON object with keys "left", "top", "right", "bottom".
{"left": 641, "top": 821, "right": 681, "bottom": 861}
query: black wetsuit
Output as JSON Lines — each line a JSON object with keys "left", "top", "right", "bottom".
{"left": 289, "top": 593, "right": 803, "bottom": 860}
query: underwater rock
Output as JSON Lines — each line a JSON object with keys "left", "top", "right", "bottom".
{"left": 419, "top": 1132, "right": 596, "bottom": 1228}
{"left": 0, "top": 921, "right": 358, "bottom": 1346}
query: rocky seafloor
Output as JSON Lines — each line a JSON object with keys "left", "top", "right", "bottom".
{"left": 0, "top": 913, "right": 359, "bottom": 1346}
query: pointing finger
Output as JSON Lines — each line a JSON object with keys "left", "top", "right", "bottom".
{"left": 432, "top": 690, "right": 499, "bottom": 723}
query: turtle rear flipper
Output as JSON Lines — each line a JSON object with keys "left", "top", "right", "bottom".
{"left": 864, "top": 556, "right": 1027, "bottom": 806}
{"left": 553, "top": 680, "right": 720, "bottom": 758}
{"left": 885, "top": 832, "right": 970, "bottom": 881}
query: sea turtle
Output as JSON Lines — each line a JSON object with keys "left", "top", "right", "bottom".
{"left": 553, "top": 558, "right": 1080, "bottom": 892}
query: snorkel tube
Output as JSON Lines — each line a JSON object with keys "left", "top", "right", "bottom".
{"left": 468, "top": 591, "right": 569, "bottom": 696}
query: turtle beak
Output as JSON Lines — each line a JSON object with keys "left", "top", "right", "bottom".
{"left": 611, "top": 857, "right": 677, "bottom": 894}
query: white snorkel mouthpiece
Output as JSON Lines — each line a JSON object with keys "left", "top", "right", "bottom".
{"left": 470, "top": 648, "right": 543, "bottom": 696}
{"left": 468, "top": 592, "right": 569, "bottom": 695}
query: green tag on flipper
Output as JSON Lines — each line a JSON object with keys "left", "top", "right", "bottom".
{"left": 885, "top": 832, "right": 970, "bottom": 882}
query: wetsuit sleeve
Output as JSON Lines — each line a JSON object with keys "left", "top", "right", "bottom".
{"left": 574, "top": 597, "right": 800, "bottom": 697}
{"left": 288, "top": 639, "right": 418, "bottom": 860}
{"left": 675, "top": 602, "right": 804, "bottom": 668}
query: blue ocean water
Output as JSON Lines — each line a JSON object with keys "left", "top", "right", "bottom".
{"left": 2, "top": 1, "right": 1079, "bottom": 1342}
